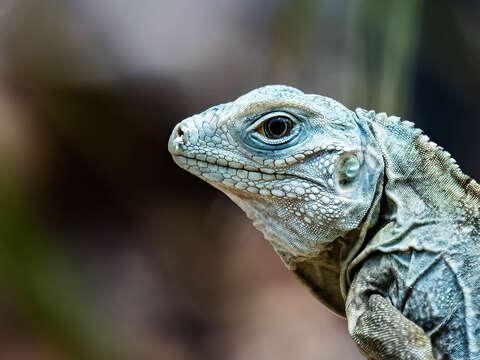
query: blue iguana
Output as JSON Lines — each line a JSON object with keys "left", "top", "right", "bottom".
{"left": 167, "top": 85, "right": 480, "bottom": 360}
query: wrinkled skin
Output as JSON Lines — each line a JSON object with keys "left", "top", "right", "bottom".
{"left": 168, "top": 85, "right": 480, "bottom": 359}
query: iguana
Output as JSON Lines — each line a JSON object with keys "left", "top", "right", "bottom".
{"left": 167, "top": 85, "right": 480, "bottom": 360}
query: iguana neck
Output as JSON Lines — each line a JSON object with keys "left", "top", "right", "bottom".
{"left": 293, "top": 225, "right": 379, "bottom": 317}
{"left": 366, "top": 112, "right": 480, "bottom": 223}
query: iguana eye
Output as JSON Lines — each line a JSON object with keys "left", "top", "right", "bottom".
{"left": 261, "top": 116, "right": 293, "bottom": 139}
{"left": 248, "top": 111, "right": 299, "bottom": 145}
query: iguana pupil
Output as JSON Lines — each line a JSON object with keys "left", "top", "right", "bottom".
{"left": 264, "top": 116, "right": 291, "bottom": 138}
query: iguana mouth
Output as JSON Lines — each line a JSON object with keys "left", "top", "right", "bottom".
{"left": 173, "top": 154, "right": 288, "bottom": 181}
{"left": 173, "top": 154, "right": 331, "bottom": 197}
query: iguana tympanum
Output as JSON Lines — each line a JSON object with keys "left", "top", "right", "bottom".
{"left": 168, "top": 85, "right": 480, "bottom": 360}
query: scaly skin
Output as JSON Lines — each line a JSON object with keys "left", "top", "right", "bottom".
{"left": 168, "top": 85, "right": 480, "bottom": 359}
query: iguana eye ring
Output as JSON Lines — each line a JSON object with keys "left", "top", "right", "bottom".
{"left": 247, "top": 111, "right": 299, "bottom": 145}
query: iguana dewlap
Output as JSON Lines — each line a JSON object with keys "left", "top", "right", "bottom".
{"left": 168, "top": 85, "right": 480, "bottom": 360}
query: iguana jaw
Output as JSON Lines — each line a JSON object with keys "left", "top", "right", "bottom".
{"left": 171, "top": 151, "right": 355, "bottom": 260}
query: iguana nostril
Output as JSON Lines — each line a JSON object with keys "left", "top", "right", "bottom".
{"left": 168, "top": 123, "right": 187, "bottom": 154}
{"left": 177, "top": 127, "right": 184, "bottom": 137}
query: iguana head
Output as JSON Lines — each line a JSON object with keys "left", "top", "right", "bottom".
{"left": 168, "top": 85, "right": 383, "bottom": 267}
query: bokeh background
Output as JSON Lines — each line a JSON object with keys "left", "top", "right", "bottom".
{"left": 0, "top": 1, "right": 479, "bottom": 359}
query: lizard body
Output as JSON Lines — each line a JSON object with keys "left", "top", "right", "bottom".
{"left": 168, "top": 85, "right": 480, "bottom": 359}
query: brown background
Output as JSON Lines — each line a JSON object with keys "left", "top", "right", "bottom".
{"left": 0, "top": 1, "right": 479, "bottom": 359}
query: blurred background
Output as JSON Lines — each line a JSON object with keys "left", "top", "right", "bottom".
{"left": 0, "top": 0, "right": 478, "bottom": 359}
